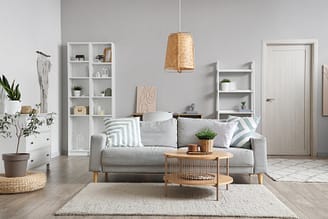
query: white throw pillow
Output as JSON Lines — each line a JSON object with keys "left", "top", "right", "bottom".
{"left": 178, "top": 118, "right": 238, "bottom": 148}
{"left": 104, "top": 117, "right": 143, "bottom": 147}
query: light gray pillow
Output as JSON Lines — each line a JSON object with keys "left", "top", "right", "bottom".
{"left": 178, "top": 118, "right": 237, "bottom": 148}
{"left": 140, "top": 119, "right": 177, "bottom": 147}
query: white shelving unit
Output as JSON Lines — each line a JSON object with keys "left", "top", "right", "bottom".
{"left": 67, "top": 42, "right": 115, "bottom": 156}
{"left": 216, "top": 61, "right": 255, "bottom": 119}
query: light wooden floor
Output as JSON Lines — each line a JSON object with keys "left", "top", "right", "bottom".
{"left": 0, "top": 156, "right": 327, "bottom": 219}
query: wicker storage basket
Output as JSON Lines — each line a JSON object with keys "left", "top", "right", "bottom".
{"left": 199, "top": 139, "right": 214, "bottom": 153}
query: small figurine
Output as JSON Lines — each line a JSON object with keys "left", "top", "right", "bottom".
{"left": 185, "top": 103, "right": 197, "bottom": 114}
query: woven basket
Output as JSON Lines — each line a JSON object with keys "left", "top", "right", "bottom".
{"left": 0, "top": 171, "right": 46, "bottom": 194}
{"left": 199, "top": 139, "right": 214, "bottom": 153}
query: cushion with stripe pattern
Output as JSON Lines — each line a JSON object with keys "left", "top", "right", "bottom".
{"left": 227, "top": 116, "right": 260, "bottom": 147}
{"left": 104, "top": 117, "right": 143, "bottom": 147}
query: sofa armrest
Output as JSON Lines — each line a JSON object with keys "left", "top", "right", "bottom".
{"left": 250, "top": 133, "right": 268, "bottom": 174}
{"left": 89, "top": 134, "right": 107, "bottom": 172}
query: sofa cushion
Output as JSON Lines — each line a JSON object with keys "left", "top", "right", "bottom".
{"left": 104, "top": 117, "right": 143, "bottom": 147}
{"left": 140, "top": 119, "right": 177, "bottom": 147}
{"left": 102, "top": 147, "right": 176, "bottom": 167}
{"left": 215, "top": 148, "right": 254, "bottom": 167}
{"left": 178, "top": 118, "right": 237, "bottom": 148}
{"left": 227, "top": 116, "right": 260, "bottom": 147}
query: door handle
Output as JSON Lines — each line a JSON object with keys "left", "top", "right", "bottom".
{"left": 266, "top": 98, "right": 275, "bottom": 102}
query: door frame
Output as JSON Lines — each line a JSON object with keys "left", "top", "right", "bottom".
{"left": 261, "top": 39, "right": 318, "bottom": 157}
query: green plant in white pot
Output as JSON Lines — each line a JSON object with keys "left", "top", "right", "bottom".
{"left": 73, "top": 86, "right": 82, "bottom": 97}
{"left": 0, "top": 109, "right": 54, "bottom": 177}
{"left": 0, "top": 75, "right": 22, "bottom": 114}
{"left": 220, "top": 79, "right": 231, "bottom": 91}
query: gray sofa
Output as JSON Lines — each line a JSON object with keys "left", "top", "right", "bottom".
{"left": 89, "top": 118, "right": 267, "bottom": 184}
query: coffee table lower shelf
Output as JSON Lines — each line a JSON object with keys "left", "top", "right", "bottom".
{"left": 164, "top": 173, "right": 233, "bottom": 186}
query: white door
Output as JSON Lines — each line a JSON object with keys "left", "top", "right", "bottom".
{"left": 263, "top": 44, "right": 311, "bottom": 155}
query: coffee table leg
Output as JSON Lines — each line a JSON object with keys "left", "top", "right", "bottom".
{"left": 164, "top": 156, "right": 168, "bottom": 197}
{"left": 226, "top": 158, "right": 229, "bottom": 190}
{"left": 217, "top": 158, "right": 219, "bottom": 201}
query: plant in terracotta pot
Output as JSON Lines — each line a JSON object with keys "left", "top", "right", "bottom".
{"left": 0, "top": 108, "right": 54, "bottom": 177}
{"left": 195, "top": 128, "right": 217, "bottom": 153}
{"left": 0, "top": 75, "right": 22, "bottom": 114}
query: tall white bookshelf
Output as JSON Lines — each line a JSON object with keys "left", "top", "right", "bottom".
{"left": 216, "top": 61, "right": 255, "bottom": 119}
{"left": 67, "top": 42, "right": 115, "bottom": 156}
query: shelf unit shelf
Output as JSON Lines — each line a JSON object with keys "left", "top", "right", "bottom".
{"left": 219, "top": 90, "right": 253, "bottom": 94}
{"left": 67, "top": 42, "right": 115, "bottom": 156}
{"left": 216, "top": 61, "right": 255, "bottom": 119}
{"left": 219, "top": 69, "right": 252, "bottom": 73}
{"left": 92, "top": 62, "right": 112, "bottom": 65}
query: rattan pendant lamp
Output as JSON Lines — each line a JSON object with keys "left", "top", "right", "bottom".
{"left": 164, "top": 0, "right": 195, "bottom": 73}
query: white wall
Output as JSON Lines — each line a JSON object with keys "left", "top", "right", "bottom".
{"left": 0, "top": 0, "right": 61, "bottom": 157}
{"left": 61, "top": 0, "right": 328, "bottom": 156}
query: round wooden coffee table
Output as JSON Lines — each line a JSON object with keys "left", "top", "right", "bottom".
{"left": 163, "top": 150, "right": 233, "bottom": 201}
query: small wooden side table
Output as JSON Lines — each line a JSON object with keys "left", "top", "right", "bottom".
{"left": 163, "top": 150, "right": 233, "bottom": 201}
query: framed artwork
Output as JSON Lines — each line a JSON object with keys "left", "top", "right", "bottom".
{"left": 136, "top": 86, "right": 157, "bottom": 113}
{"left": 103, "top": 48, "right": 112, "bottom": 62}
{"left": 323, "top": 65, "right": 328, "bottom": 116}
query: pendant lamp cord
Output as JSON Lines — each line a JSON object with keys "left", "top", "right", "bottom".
{"left": 179, "top": 0, "right": 182, "bottom": 32}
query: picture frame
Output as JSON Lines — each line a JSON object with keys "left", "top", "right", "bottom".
{"left": 103, "top": 48, "right": 112, "bottom": 62}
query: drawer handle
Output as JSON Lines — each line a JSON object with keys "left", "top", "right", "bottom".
{"left": 30, "top": 142, "right": 34, "bottom": 144}
{"left": 46, "top": 154, "right": 50, "bottom": 157}
{"left": 46, "top": 138, "right": 50, "bottom": 141}
{"left": 30, "top": 160, "right": 34, "bottom": 163}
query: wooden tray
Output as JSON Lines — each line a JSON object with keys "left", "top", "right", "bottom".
{"left": 186, "top": 151, "right": 213, "bottom": 155}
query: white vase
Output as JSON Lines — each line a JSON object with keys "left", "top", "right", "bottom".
{"left": 6, "top": 100, "right": 22, "bottom": 114}
{"left": 221, "top": 83, "right": 231, "bottom": 91}
{"left": 73, "top": 90, "right": 81, "bottom": 96}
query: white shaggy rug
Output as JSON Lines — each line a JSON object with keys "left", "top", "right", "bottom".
{"left": 267, "top": 158, "right": 328, "bottom": 182}
{"left": 56, "top": 183, "right": 297, "bottom": 218}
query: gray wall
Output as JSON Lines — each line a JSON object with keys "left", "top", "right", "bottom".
{"left": 61, "top": 0, "right": 328, "bottom": 155}
{"left": 0, "top": 0, "right": 61, "bottom": 157}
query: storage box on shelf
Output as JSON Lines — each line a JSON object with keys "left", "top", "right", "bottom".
{"left": 216, "top": 61, "right": 255, "bottom": 119}
{"left": 67, "top": 42, "right": 115, "bottom": 156}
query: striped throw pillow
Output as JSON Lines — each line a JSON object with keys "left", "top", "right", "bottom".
{"left": 227, "top": 116, "right": 260, "bottom": 147}
{"left": 104, "top": 117, "right": 143, "bottom": 147}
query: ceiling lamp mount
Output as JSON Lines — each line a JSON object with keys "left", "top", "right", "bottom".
{"left": 164, "top": 0, "right": 195, "bottom": 73}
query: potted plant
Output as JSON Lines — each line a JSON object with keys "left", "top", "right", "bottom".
{"left": 195, "top": 128, "right": 217, "bottom": 153}
{"left": 0, "top": 109, "right": 54, "bottom": 177}
{"left": 0, "top": 75, "right": 22, "bottom": 114}
{"left": 241, "top": 101, "right": 247, "bottom": 111}
{"left": 73, "top": 86, "right": 82, "bottom": 96}
{"left": 220, "top": 79, "right": 231, "bottom": 91}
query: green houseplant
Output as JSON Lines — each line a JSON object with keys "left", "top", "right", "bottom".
{"left": 73, "top": 86, "right": 82, "bottom": 97}
{"left": 0, "top": 75, "right": 22, "bottom": 114}
{"left": 195, "top": 128, "right": 217, "bottom": 153}
{"left": 220, "top": 79, "right": 231, "bottom": 91}
{"left": 0, "top": 109, "right": 54, "bottom": 177}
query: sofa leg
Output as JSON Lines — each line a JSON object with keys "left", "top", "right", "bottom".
{"left": 93, "top": 172, "right": 99, "bottom": 183}
{"left": 105, "top": 172, "right": 109, "bottom": 182}
{"left": 257, "top": 173, "right": 264, "bottom": 184}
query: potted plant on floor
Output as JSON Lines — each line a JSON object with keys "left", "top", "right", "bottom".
{"left": 0, "top": 108, "right": 54, "bottom": 177}
{"left": 73, "top": 86, "right": 82, "bottom": 97}
{"left": 0, "top": 75, "right": 22, "bottom": 114}
{"left": 220, "top": 79, "right": 231, "bottom": 91}
{"left": 195, "top": 128, "right": 217, "bottom": 153}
